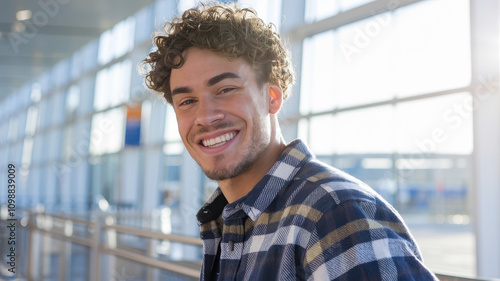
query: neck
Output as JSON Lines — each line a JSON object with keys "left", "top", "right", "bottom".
{"left": 218, "top": 129, "right": 286, "bottom": 203}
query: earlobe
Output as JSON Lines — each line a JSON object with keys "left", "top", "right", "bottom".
{"left": 268, "top": 85, "right": 283, "bottom": 114}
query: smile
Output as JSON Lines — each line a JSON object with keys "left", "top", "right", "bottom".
{"left": 202, "top": 132, "right": 236, "bottom": 148}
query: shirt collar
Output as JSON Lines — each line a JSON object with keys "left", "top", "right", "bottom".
{"left": 197, "top": 139, "right": 314, "bottom": 224}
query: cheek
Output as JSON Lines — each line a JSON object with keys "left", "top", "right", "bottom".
{"left": 176, "top": 117, "right": 191, "bottom": 139}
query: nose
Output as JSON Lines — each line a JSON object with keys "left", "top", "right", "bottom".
{"left": 195, "top": 97, "right": 224, "bottom": 126}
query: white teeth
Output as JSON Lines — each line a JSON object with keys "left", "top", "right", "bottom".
{"left": 202, "top": 132, "right": 235, "bottom": 148}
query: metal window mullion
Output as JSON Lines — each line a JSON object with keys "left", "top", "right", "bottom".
{"left": 470, "top": 0, "right": 500, "bottom": 278}
{"left": 285, "top": 0, "right": 426, "bottom": 42}
{"left": 283, "top": 85, "right": 472, "bottom": 125}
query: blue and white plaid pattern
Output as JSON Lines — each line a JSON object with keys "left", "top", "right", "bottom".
{"left": 196, "top": 139, "right": 437, "bottom": 280}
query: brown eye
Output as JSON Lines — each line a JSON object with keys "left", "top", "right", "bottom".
{"left": 180, "top": 99, "right": 196, "bottom": 106}
{"left": 219, "top": 87, "right": 236, "bottom": 94}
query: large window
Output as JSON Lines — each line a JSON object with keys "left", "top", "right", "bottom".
{"left": 299, "top": 0, "right": 473, "bottom": 276}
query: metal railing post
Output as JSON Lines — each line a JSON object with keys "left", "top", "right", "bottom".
{"left": 146, "top": 238, "right": 159, "bottom": 281}
{"left": 90, "top": 214, "right": 102, "bottom": 281}
{"left": 58, "top": 240, "right": 70, "bottom": 281}
{"left": 26, "top": 210, "right": 34, "bottom": 281}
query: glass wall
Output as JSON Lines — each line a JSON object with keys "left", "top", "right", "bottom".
{"left": 296, "top": 0, "right": 474, "bottom": 277}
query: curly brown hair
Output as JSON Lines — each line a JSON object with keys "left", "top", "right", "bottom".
{"left": 141, "top": 2, "right": 295, "bottom": 104}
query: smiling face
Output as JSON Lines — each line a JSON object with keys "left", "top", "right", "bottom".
{"left": 170, "top": 48, "right": 284, "bottom": 183}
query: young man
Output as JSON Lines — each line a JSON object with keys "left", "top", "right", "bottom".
{"left": 143, "top": 3, "right": 437, "bottom": 280}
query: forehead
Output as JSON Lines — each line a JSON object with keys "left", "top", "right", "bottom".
{"left": 170, "top": 48, "right": 254, "bottom": 87}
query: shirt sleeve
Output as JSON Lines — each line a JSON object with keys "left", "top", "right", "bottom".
{"left": 303, "top": 199, "right": 439, "bottom": 281}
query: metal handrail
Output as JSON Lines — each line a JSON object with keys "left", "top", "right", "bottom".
{"left": 35, "top": 227, "right": 93, "bottom": 247}
{"left": 102, "top": 246, "right": 200, "bottom": 278}
{"left": 103, "top": 224, "right": 203, "bottom": 246}
{"left": 436, "top": 273, "right": 500, "bottom": 281}
{"left": 24, "top": 211, "right": 202, "bottom": 281}
{"left": 45, "top": 213, "right": 95, "bottom": 226}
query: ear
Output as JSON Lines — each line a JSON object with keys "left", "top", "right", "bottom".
{"left": 267, "top": 84, "right": 283, "bottom": 114}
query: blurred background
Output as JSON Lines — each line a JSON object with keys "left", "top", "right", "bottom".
{"left": 0, "top": 0, "right": 499, "bottom": 280}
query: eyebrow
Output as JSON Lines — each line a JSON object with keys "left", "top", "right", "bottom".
{"left": 172, "top": 72, "right": 241, "bottom": 97}
{"left": 207, "top": 72, "right": 241, "bottom": 87}
{"left": 172, "top": 86, "right": 191, "bottom": 96}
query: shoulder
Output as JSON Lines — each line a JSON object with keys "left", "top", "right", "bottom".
{"left": 275, "top": 158, "right": 437, "bottom": 280}
{"left": 269, "top": 156, "right": 408, "bottom": 235}
{"left": 285, "top": 158, "right": 408, "bottom": 234}
{"left": 292, "top": 158, "right": 382, "bottom": 208}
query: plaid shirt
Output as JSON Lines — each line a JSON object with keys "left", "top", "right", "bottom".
{"left": 196, "top": 139, "right": 437, "bottom": 280}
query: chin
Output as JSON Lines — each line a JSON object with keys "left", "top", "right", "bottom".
{"left": 202, "top": 159, "right": 253, "bottom": 181}
{"left": 203, "top": 166, "right": 237, "bottom": 181}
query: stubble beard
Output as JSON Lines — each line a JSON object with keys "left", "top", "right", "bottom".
{"left": 202, "top": 122, "right": 270, "bottom": 181}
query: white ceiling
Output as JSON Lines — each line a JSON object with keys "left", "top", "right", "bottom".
{"left": 0, "top": 0, "right": 155, "bottom": 102}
